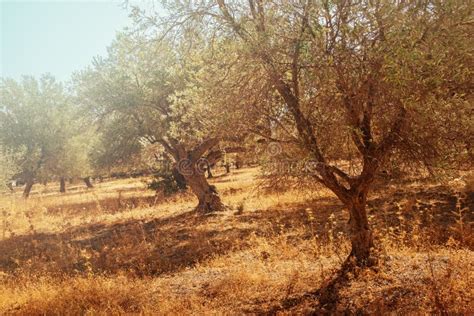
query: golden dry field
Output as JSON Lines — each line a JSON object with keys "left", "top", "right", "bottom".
{"left": 0, "top": 167, "right": 472, "bottom": 314}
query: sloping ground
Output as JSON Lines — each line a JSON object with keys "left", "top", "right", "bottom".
{"left": 0, "top": 168, "right": 473, "bottom": 314}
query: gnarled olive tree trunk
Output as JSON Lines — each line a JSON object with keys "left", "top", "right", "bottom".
{"left": 345, "top": 188, "right": 374, "bottom": 266}
{"left": 159, "top": 137, "right": 225, "bottom": 213}
{"left": 184, "top": 170, "right": 224, "bottom": 213}
{"left": 206, "top": 164, "right": 213, "bottom": 178}
{"left": 171, "top": 167, "right": 187, "bottom": 190}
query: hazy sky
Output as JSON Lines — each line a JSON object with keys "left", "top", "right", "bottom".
{"left": 1, "top": 0, "right": 133, "bottom": 82}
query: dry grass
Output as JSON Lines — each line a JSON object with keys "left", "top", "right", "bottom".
{"left": 0, "top": 167, "right": 473, "bottom": 314}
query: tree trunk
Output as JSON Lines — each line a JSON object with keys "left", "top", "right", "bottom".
{"left": 60, "top": 177, "right": 66, "bottom": 193}
{"left": 6, "top": 182, "right": 14, "bottom": 192}
{"left": 83, "top": 177, "right": 94, "bottom": 188}
{"left": 235, "top": 154, "right": 243, "bottom": 169}
{"left": 345, "top": 189, "right": 374, "bottom": 267}
{"left": 164, "top": 137, "right": 224, "bottom": 213}
{"left": 185, "top": 172, "right": 225, "bottom": 213}
{"left": 207, "top": 163, "right": 213, "bottom": 179}
{"left": 23, "top": 179, "right": 34, "bottom": 198}
{"left": 225, "top": 163, "right": 230, "bottom": 174}
{"left": 172, "top": 168, "right": 187, "bottom": 190}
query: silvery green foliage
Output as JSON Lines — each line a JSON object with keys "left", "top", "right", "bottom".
{"left": 0, "top": 148, "right": 18, "bottom": 190}
{"left": 0, "top": 75, "right": 91, "bottom": 183}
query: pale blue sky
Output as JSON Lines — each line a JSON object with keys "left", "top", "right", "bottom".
{"left": 1, "top": 0, "right": 133, "bottom": 82}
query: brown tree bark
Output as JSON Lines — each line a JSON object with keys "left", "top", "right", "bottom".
{"left": 206, "top": 163, "right": 213, "bottom": 178}
{"left": 83, "top": 177, "right": 94, "bottom": 188}
{"left": 205, "top": 150, "right": 222, "bottom": 179}
{"left": 171, "top": 167, "right": 187, "bottom": 190}
{"left": 60, "top": 177, "right": 66, "bottom": 193}
{"left": 23, "top": 179, "right": 34, "bottom": 198}
{"left": 160, "top": 137, "right": 225, "bottom": 213}
{"left": 184, "top": 171, "right": 224, "bottom": 213}
{"left": 345, "top": 188, "right": 374, "bottom": 267}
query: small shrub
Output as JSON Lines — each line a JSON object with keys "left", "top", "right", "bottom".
{"left": 148, "top": 167, "right": 186, "bottom": 196}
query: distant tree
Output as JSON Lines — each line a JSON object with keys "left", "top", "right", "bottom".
{"left": 54, "top": 130, "right": 96, "bottom": 192}
{"left": 0, "top": 148, "right": 18, "bottom": 191}
{"left": 0, "top": 75, "right": 88, "bottom": 197}
{"left": 138, "top": 0, "right": 473, "bottom": 267}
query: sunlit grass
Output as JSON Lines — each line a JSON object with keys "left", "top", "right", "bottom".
{"left": 0, "top": 167, "right": 472, "bottom": 314}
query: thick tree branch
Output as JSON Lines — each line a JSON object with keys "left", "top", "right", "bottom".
{"left": 190, "top": 138, "right": 219, "bottom": 161}
{"left": 375, "top": 106, "right": 407, "bottom": 158}
{"left": 206, "top": 149, "right": 223, "bottom": 166}
{"left": 168, "top": 137, "right": 187, "bottom": 159}
{"left": 157, "top": 138, "right": 178, "bottom": 161}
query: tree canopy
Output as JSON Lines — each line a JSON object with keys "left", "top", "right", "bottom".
{"left": 0, "top": 75, "right": 93, "bottom": 196}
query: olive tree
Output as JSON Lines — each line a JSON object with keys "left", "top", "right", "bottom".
{"left": 0, "top": 148, "right": 18, "bottom": 191}
{"left": 75, "top": 33, "right": 226, "bottom": 212}
{"left": 0, "top": 75, "right": 82, "bottom": 197}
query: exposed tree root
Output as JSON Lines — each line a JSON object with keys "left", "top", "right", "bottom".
{"left": 194, "top": 188, "right": 226, "bottom": 214}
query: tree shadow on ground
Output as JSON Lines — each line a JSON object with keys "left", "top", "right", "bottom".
{"left": 0, "top": 204, "right": 335, "bottom": 277}
{"left": 45, "top": 194, "right": 161, "bottom": 215}
{"left": 0, "top": 210, "right": 252, "bottom": 276}
{"left": 0, "top": 183, "right": 470, "bottom": 282}
{"left": 245, "top": 184, "right": 474, "bottom": 314}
